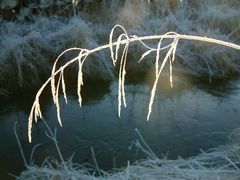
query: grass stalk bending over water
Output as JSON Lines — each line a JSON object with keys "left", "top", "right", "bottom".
{"left": 28, "top": 25, "right": 240, "bottom": 143}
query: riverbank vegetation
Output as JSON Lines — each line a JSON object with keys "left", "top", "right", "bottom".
{"left": 0, "top": 0, "right": 239, "bottom": 96}
{"left": 1, "top": 0, "right": 240, "bottom": 179}
{"left": 18, "top": 123, "right": 240, "bottom": 180}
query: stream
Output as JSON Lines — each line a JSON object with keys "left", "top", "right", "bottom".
{"left": 1, "top": 74, "right": 240, "bottom": 179}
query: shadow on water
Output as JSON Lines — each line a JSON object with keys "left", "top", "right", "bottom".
{"left": 1, "top": 74, "right": 240, "bottom": 179}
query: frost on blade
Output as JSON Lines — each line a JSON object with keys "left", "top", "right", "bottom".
{"left": 28, "top": 87, "right": 44, "bottom": 143}
{"left": 147, "top": 34, "right": 179, "bottom": 121}
{"left": 77, "top": 58, "right": 84, "bottom": 107}
{"left": 77, "top": 49, "right": 89, "bottom": 107}
{"left": 55, "top": 70, "right": 63, "bottom": 127}
{"left": 109, "top": 25, "right": 129, "bottom": 66}
{"left": 117, "top": 41, "right": 129, "bottom": 117}
{"left": 109, "top": 25, "right": 130, "bottom": 117}
{"left": 61, "top": 70, "right": 68, "bottom": 103}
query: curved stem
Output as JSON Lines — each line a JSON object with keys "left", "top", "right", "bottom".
{"left": 28, "top": 31, "right": 240, "bottom": 142}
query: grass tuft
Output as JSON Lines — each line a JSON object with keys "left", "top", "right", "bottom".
{"left": 18, "top": 126, "right": 240, "bottom": 180}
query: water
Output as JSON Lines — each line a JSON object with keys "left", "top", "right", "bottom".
{"left": 1, "top": 1, "right": 239, "bottom": 179}
{"left": 1, "top": 75, "right": 240, "bottom": 179}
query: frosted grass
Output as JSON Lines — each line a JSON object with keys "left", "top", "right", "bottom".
{"left": 0, "top": 16, "right": 113, "bottom": 94}
{"left": 18, "top": 127, "right": 240, "bottom": 180}
{"left": 27, "top": 24, "right": 240, "bottom": 142}
{"left": 1, "top": 1, "right": 240, "bottom": 178}
{"left": 0, "top": 0, "right": 239, "bottom": 95}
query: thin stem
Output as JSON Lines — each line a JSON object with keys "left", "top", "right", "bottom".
{"left": 14, "top": 121, "right": 28, "bottom": 167}
{"left": 28, "top": 28, "right": 240, "bottom": 142}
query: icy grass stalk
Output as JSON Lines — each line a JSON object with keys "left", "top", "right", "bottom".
{"left": 110, "top": 25, "right": 130, "bottom": 117}
{"left": 77, "top": 49, "right": 89, "bottom": 107}
{"left": 28, "top": 25, "right": 240, "bottom": 142}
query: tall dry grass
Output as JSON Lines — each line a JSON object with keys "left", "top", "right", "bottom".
{"left": 27, "top": 24, "right": 240, "bottom": 143}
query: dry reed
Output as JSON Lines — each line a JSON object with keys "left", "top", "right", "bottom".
{"left": 27, "top": 25, "right": 240, "bottom": 143}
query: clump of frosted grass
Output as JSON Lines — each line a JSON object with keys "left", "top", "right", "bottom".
{"left": 0, "top": 15, "right": 113, "bottom": 94}
{"left": 18, "top": 127, "right": 240, "bottom": 180}
{"left": 124, "top": 0, "right": 240, "bottom": 77}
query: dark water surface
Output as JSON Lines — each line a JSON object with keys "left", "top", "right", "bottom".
{"left": 0, "top": 75, "right": 240, "bottom": 179}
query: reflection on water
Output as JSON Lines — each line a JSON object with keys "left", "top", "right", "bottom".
{"left": 1, "top": 77, "right": 240, "bottom": 178}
